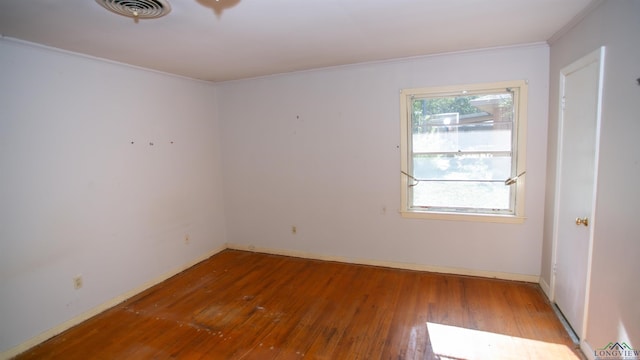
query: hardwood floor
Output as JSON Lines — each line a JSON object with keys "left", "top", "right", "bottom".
{"left": 15, "top": 250, "right": 583, "bottom": 359}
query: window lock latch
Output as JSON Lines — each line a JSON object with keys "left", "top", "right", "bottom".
{"left": 505, "top": 171, "right": 526, "bottom": 186}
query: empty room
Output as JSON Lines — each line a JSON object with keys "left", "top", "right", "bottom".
{"left": 0, "top": 0, "right": 638, "bottom": 359}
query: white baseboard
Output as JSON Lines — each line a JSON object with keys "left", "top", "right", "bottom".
{"left": 581, "top": 339, "right": 595, "bottom": 360}
{"left": 226, "top": 244, "right": 540, "bottom": 283}
{"left": 539, "top": 277, "right": 552, "bottom": 299}
{"left": 0, "top": 245, "right": 226, "bottom": 360}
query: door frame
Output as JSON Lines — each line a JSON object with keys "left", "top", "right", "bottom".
{"left": 550, "top": 46, "right": 605, "bottom": 342}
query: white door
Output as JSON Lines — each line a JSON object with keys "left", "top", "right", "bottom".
{"left": 552, "top": 47, "right": 604, "bottom": 338}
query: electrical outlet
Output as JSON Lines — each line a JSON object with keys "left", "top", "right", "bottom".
{"left": 73, "top": 275, "right": 83, "bottom": 290}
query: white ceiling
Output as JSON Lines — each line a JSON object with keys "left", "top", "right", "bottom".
{"left": 0, "top": 0, "right": 594, "bottom": 82}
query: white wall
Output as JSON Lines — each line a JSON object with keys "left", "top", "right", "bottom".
{"left": 219, "top": 44, "right": 550, "bottom": 277}
{"left": 542, "top": 0, "right": 640, "bottom": 354}
{"left": 0, "top": 39, "right": 227, "bottom": 354}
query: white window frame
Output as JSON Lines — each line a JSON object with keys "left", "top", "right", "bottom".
{"left": 400, "top": 80, "right": 527, "bottom": 223}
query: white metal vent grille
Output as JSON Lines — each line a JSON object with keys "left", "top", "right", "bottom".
{"left": 96, "top": 0, "right": 171, "bottom": 19}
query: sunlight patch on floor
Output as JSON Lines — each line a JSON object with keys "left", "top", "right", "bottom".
{"left": 426, "top": 322, "right": 581, "bottom": 360}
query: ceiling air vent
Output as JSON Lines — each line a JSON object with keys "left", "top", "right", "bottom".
{"left": 95, "top": 0, "right": 171, "bottom": 19}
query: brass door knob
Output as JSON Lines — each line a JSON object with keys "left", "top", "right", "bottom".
{"left": 575, "top": 217, "right": 589, "bottom": 226}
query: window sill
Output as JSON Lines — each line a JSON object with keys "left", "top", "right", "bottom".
{"left": 400, "top": 210, "right": 526, "bottom": 224}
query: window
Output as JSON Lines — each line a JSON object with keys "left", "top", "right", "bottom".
{"left": 400, "top": 80, "right": 527, "bottom": 222}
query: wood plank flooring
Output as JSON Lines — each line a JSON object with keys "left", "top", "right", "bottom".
{"left": 15, "top": 250, "right": 583, "bottom": 359}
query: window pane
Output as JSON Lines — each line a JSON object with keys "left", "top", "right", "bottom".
{"left": 412, "top": 93, "right": 514, "bottom": 153}
{"left": 412, "top": 181, "right": 510, "bottom": 210}
{"left": 413, "top": 154, "right": 511, "bottom": 181}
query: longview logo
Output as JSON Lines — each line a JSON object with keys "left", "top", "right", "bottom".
{"left": 595, "top": 342, "right": 639, "bottom": 360}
